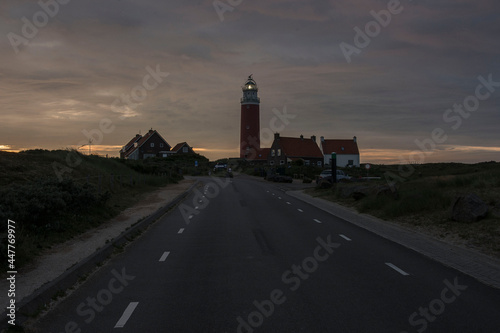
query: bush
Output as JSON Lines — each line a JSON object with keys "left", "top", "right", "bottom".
{"left": 0, "top": 179, "right": 107, "bottom": 231}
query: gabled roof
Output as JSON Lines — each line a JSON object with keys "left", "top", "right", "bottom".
{"left": 124, "top": 129, "right": 170, "bottom": 158}
{"left": 171, "top": 142, "right": 189, "bottom": 152}
{"left": 321, "top": 139, "right": 359, "bottom": 155}
{"left": 278, "top": 137, "right": 323, "bottom": 158}
{"left": 121, "top": 134, "right": 142, "bottom": 153}
{"left": 256, "top": 148, "right": 270, "bottom": 160}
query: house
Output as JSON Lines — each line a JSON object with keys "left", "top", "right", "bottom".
{"left": 171, "top": 142, "right": 194, "bottom": 154}
{"left": 120, "top": 129, "right": 171, "bottom": 160}
{"left": 267, "top": 133, "right": 323, "bottom": 167}
{"left": 320, "top": 136, "right": 360, "bottom": 167}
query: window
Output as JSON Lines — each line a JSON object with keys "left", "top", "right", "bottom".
{"left": 317, "top": 161, "right": 322, "bottom": 166}
{"left": 280, "top": 160, "right": 285, "bottom": 165}
{"left": 305, "top": 160, "right": 310, "bottom": 166}
{"left": 348, "top": 160, "right": 354, "bottom": 165}
{"left": 246, "top": 125, "right": 250, "bottom": 130}
{"left": 270, "top": 160, "right": 275, "bottom": 165}
{"left": 271, "top": 149, "right": 275, "bottom": 157}
{"left": 150, "top": 143, "right": 154, "bottom": 147}
{"left": 160, "top": 143, "right": 164, "bottom": 148}
{"left": 183, "top": 147, "right": 188, "bottom": 153}
{"left": 277, "top": 149, "right": 281, "bottom": 156}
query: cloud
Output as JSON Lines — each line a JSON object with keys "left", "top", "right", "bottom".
{"left": 0, "top": 0, "right": 499, "bottom": 162}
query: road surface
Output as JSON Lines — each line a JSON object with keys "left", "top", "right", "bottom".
{"left": 34, "top": 175, "right": 500, "bottom": 332}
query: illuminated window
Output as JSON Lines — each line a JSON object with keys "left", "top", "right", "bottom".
{"left": 277, "top": 149, "right": 281, "bottom": 156}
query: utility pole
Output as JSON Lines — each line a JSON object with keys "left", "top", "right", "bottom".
{"left": 331, "top": 152, "right": 337, "bottom": 183}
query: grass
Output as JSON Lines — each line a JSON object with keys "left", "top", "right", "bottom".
{"left": 307, "top": 162, "right": 500, "bottom": 259}
{"left": 0, "top": 149, "right": 205, "bottom": 271}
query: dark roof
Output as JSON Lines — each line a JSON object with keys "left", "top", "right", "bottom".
{"left": 278, "top": 137, "right": 323, "bottom": 158}
{"left": 122, "top": 134, "right": 142, "bottom": 153}
{"left": 321, "top": 139, "right": 359, "bottom": 155}
{"left": 171, "top": 142, "right": 190, "bottom": 152}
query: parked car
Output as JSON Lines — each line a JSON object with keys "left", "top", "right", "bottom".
{"left": 316, "top": 170, "right": 351, "bottom": 184}
{"left": 266, "top": 174, "right": 293, "bottom": 183}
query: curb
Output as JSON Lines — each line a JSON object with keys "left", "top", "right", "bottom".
{"left": 286, "top": 189, "right": 500, "bottom": 290}
{"left": 1, "top": 181, "right": 199, "bottom": 331}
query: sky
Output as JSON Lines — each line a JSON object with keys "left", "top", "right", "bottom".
{"left": 1, "top": 0, "right": 499, "bottom": 163}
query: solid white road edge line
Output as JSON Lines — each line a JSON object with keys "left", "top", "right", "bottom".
{"left": 114, "top": 302, "right": 139, "bottom": 328}
{"left": 313, "top": 219, "right": 322, "bottom": 223}
{"left": 385, "top": 263, "right": 410, "bottom": 276}
{"left": 298, "top": 209, "right": 303, "bottom": 212}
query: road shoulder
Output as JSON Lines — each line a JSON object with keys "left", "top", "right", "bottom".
{"left": 0, "top": 179, "right": 197, "bottom": 331}
{"left": 287, "top": 189, "right": 500, "bottom": 289}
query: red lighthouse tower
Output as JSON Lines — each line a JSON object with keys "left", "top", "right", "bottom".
{"left": 240, "top": 75, "right": 260, "bottom": 159}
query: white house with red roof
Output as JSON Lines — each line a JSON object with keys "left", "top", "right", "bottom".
{"left": 320, "top": 136, "right": 360, "bottom": 167}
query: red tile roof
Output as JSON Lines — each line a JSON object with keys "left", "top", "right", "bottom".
{"left": 122, "top": 134, "right": 142, "bottom": 153}
{"left": 278, "top": 137, "right": 323, "bottom": 158}
{"left": 321, "top": 139, "right": 359, "bottom": 155}
{"left": 171, "top": 142, "right": 188, "bottom": 152}
{"left": 256, "top": 148, "right": 270, "bottom": 160}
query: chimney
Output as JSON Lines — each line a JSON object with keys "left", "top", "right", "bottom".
{"left": 353, "top": 136, "right": 357, "bottom": 143}
{"left": 320, "top": 136, "right": 325, "bottom": 143}
{"left": 300, "top": 134, "right": 304, "bottom": 140}
{"left": 274, "top": 133, "right": 280, "bottom": 140}
{"left": 311, "top": 135, "right": 316, "bottom": 143}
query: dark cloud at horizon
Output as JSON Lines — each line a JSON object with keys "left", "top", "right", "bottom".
{"left": 1, "top": 0, "right": 499, "bottom": 163}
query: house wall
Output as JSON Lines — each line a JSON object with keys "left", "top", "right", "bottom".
{"left": 138, "top": 132, "right": 170, "bottom": 159}
{"left": 324, "top": 154, "right": 360, "bottom": 167}
{"left": 267, "top": 141, "right": 287, "bottom": 166}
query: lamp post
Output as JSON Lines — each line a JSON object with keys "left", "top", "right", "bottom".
{"left": 331, "top": 152, "right": 337, "bottom": 183}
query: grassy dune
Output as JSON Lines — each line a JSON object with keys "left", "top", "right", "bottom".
{"left": 308, "top": 162, "right": 500, "bottom": 258}
{"left": 0, "top": 149, "right": 207, "bottom": 269}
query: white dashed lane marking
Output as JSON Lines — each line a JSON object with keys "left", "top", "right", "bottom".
{"left": 159, "top": 251, "right": 170, "bottom": 262}
{"left": 313, "top": 219, "right": 322, "bottom": 223}
{"left": 114, "top": 302, "right": 139, "bottom": 328}
{"left": 178, "top": 228, "right": 185, "bottom": 234}
{"left": 298, "top": 209, "right": 303, "bottom": 213}
{"left": 385, "top": 263, "right": 410, "bottom": 276}
{"left": 339, "top": 234, "right": 352, "bottom": 241}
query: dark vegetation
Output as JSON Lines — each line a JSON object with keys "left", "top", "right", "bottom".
{"left": 0, "top": 149, "right": 208, "bottom": 270}
{"left": 307, "top": 162, "right": 500, "bottom": 258}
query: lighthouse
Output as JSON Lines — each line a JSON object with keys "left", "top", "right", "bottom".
{"left": 240, "top": 75, "right": 260, "bottom": 159}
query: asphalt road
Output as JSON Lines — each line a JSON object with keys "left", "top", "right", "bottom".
{"left": 34, "top": 175, "right": 500, "bottom": 333}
